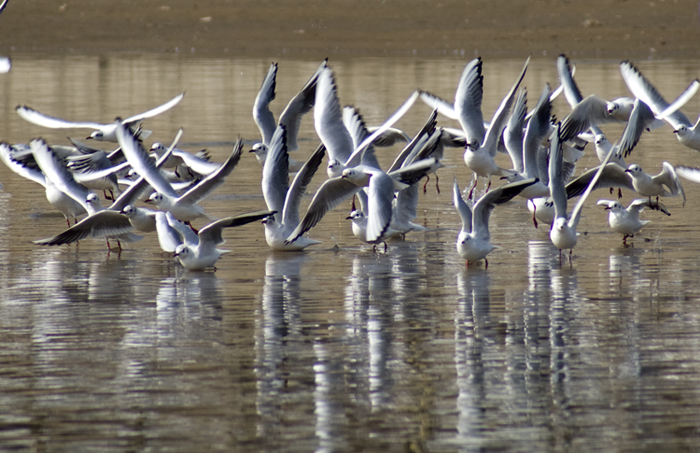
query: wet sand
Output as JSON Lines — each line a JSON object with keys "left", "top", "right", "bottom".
{"left": 1, "top": 0, "right": 700, "bottom": 59}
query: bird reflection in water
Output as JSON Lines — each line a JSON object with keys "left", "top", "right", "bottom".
{"left": 254, "top": 253, "right": 308, "bottom": 443}
{"left": 454, "top": 267, "right": 491, "bottom": 447}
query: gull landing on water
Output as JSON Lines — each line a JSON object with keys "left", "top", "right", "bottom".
{"left": 16, "top": 92, "right": 185, "bottom": 142}
{"left": 453, "top": 176, "right": 537, "bottom": 269}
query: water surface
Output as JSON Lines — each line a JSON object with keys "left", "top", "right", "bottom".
{"left": 2, "top": 55, "right": 700, "bottom": 451}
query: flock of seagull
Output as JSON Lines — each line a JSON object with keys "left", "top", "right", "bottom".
{"left": 2, "top": 54, "right": 700, "bottom": 270}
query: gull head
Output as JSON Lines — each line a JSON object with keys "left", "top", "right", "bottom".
{"left": 606, "top": 101, "right": 619, "bottom": 115}
{"left": 466, "top": 139, "right": 480, "bottom": 151}
{"left": 88, "top": 130, "right": 105, "bottom": 141}
{"left": 147, "top": 192, "right": 165, "bottom": 205}
{"left": 594, "top": 134, "right": 608, "bottom": 147}
{"left": 85, "top": 193, "right": 103, "bottom": 212}
{"left": 327, "top": 159, "right": 345, "bottom": 178}
{"left": 673, "top": 124, "right": 688, "bottom": 136}
{"left": 624, "top": 164, "right": 643, "bottom": 176}
{"left": 261, "top": 212, "right": 277, "bottom": 225}
{"left": 150, "top": 143, "right": 167, "bottom": 155}
{"left": 121, "top": 205, "right": 136, "bottom": 217}
{"left": 341, "top": 167, "right": 371, "bottom": 186}
{"left": 345, "top": 210, "right": 365, "bottom": 221}
{"left": 249, "top": 143, "right": 268, "bottom": 165}
{"left": 553, "top": 217, "right": 567, "bottom": 231}
{"left": 174, "top": 244, "right": 190, "bottom": 258}
{"left": 604, "top": 201, "right": 624, "bottom": 212}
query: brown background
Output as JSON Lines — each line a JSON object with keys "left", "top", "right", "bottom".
{"left": 1, "top": 0, "right": 700, "bottom": 59}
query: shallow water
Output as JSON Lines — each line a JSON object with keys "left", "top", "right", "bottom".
{"left": 2, "top": 55, "right": 700, "bottom": 451}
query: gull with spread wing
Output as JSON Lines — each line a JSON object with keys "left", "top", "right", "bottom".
{"left": 453, "top": 176, "right": 537, "bottom": 268}
{"left": 16, "top": 92, "right": 184, "bottom": 142}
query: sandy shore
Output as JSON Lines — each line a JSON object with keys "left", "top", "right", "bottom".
{"left": 1, "top": 0, "right": 700, "bottom": 59}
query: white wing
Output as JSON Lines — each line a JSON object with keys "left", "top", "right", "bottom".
{"left": 253, "top": 63, "right": 278, "bottom": 146}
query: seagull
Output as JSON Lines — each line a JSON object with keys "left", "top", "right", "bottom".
{"left": 0, "top": 142, "right": 86, "bottom": 226}
{"left": 597, "top": 198, "right": 670, "bottom": 244}
{"left": 115, "top": 120, "right": 243, "bottom": 224}
{"left": 566, "top": 161, "right": 685, "bottom": 207}
{"left": 453, "top": 176, "right": 537, "bottom": 268}
{"left": 285, "top": 159, "right": 433, "bottom": 248}
{"left": 16, "top": 92, "right": 185, "bottom": 142}
{"left": 419, "top": 56, "right": 529, "bottom": 196}
{"left": 261, "top": 124, "right": 326, "bottom": 250}
{"left": 251, "top": 60, "right": 327, "bottom": 168}
{"left": 314, "top": 65, "right": 419, "bottom": 178}
{"left": 32, "top": 133, "right": 182, "bottom": 249}
{"left": 462, "top": 57, "right": 529, "bottom": 195}
{"left": 549, "top": 124, "right": 616, "bottom": 262}
{"left": 160, "top": 210, "right": 274, "bottom": 271}
{"left": 620, "top": 60, "right": 700, "bottom": 151}
{"left": 347, "top": 130, "right": 441, "bottom": 243}
{"left": 149, "top": 142, "right": 221, "bottom": 176}
{"left": 31, "top": 139, "right": 102, "bottom": 223}
{"left": 560, "top": 96, "right": 682, "bottom": 158}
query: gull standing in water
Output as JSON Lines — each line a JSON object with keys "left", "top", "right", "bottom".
{"left": 597, "top": 199, "right": 670, "bottom": 244}
{"left": 453, "top": 176, "right": 537, "bottom": 268}
{"left": 16, "top": 92, "right": 185, "bottom": 142}
{"left": 549, "top": 124, "right": 616, "bottom": 263}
